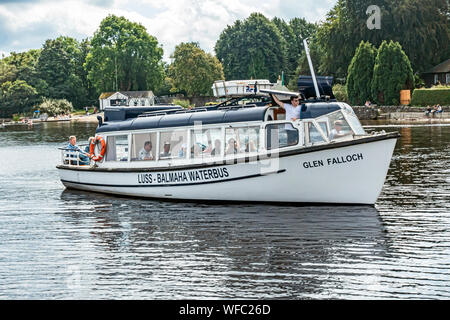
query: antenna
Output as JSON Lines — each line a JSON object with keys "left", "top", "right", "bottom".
{"left": 303, "top": 38, "right": 321, "bottom": 99}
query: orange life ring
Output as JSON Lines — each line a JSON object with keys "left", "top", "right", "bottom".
{"left": 89, "top": 136, "right": 106, "bottom": 162}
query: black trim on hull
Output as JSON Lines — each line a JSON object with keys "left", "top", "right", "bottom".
{"left": 62, "top": 187, "right": 376, "bottom": 207}
{"left": 56, "top": 132, "right": 399, "bottom": 173}
{"left": 61, "top": 169, "right": 286, "bottom": 188}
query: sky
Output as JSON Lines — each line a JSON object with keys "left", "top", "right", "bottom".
{"left": 0, "top": 0, "right": 336, "bottom": 61}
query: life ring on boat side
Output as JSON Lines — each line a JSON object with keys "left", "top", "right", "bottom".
{"left": 89, "top": 136, "right": 106, "bottom": 162}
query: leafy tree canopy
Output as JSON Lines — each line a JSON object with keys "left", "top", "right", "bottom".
{"left": 346, "top": 41, "right": 377, "bottom": 105}
{"left": 169, "top": 42, "right": 224, "bottom": 97}
{"left": 215, "top": 13, "right": 287, "bottom": 82}
{"left": 85, "top": 15, "right": 165, "bottom": 94}
{"left": 372, "top": 40, "right": 414, "bottom": 105}
{"left": 315, "top": 0, "right": 449, "bottom": 78}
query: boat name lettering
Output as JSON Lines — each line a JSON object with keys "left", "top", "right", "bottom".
{"left": 137, "top": 168, "right": 229, "bottom": 184}
{"left": 302, "top": 153, "right": 364, "bottom": 169}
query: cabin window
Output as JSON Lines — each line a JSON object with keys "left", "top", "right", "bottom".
{"left": 326, "top": 111, "right": 354, "bottom": 141}
{"left": 131, "top": 132, "right": 156, "bottom": 161}
{"left": 105, "top": 135, "right": 129, "bottom": 162}
{"left": 266, "top": 123, "right": 298, "bottom": 150}
{"left": 190, "top": 128, "right": 223, "bottom": 159}
{"left": 159, "top": 130, "right": 188, "bottom": 160}
{"left": 225, "top": 127, "right": 259, "bottom": 155}
{"left": 317, "top": 121, "right": 329, "bottom": 136}
{"left": 225, "top": 128, "right": 243, "bottom": 155}
{"left": 306, "top": 122, "right": 326, "bottom": 144}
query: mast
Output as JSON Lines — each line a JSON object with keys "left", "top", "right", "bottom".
{"left": 303, "top": 38, "right": 321, "bottom": 99}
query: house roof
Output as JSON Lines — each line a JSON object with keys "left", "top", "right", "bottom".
{"left": 99, "top": 91, "right": 155, "bottom": 99}
{"left": 423, "top": 59, "right": 450, "bottom": 74}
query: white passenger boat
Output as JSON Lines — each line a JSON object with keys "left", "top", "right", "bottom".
{"left": 57, "top": 41, "right": 398, "bottom": 205}
{"left": 56, "top": 92, "right": 398, "bottom": 205}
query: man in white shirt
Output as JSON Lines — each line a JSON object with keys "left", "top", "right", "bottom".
{"left": 138, "top": 141, "right": 153, "bottom": 160}
{"left": 271, "top": 94, "right": 301, "bottom": 146}
{"left": 272, "top": 94, "right": 301, "bottom": 121}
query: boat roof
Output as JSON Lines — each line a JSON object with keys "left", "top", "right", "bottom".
{"left": 97, "top": 106, "right": 268, "bottom": 133}
{"left": 97, "top": 102, "right": 344, "bottom": 134}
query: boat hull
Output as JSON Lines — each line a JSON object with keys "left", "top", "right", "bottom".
{"left": 57, "top": 135, "right": 397, "bottom": 205}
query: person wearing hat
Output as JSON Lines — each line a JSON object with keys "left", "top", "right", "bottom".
{"left": 160, "top": 141, "right": 172, "bottom": 159}
{"left": 330, "top": 120, "right": 345, "bottom": 140}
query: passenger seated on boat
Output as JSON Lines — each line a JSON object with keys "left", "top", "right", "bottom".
{"left": 160, "top": 142, "right": 171, "bottom": 159}
{"left": 329, "top": 120, "right": 348, "bottom": 140}
{"left": 178, "top": 143, "right": 187, "bottom": 158}
{"left": 78, "top": 137, "right": 94, "bottom": 165}
{"left": 226, "top": 138, "right": 238, "bottom": 155}
{"left": 66, "top": 135, "right": 83, "bottom": 165}
{"left": 203, "top": 140, "right": 213, "bottom": 154}
{"left": 245, "top": 140, "right": 257, "bottom": 153}
{"left": 210, "top": 139, "right": 222, "bottom": 156}
{"left": 138, "top": 141, "right": 154, "bottom": 161}
{"left": 190, "top": 143, "right": 202, "bottom": 158}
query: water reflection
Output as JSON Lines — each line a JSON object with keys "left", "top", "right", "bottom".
{"left": 58, "top": 189, "right": 386, "bottom": 298}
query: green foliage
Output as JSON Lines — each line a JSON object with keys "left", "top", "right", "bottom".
{"left": 332, "top": 84, "right": 349, "bottom": 103}
{"left": 215, "top": 13, "right": 286, "bottom": 82}
{"left": 38, "top": 98, "right": 73, "bottom": 117}
{"left": 85, "top": 15, "right": 165, "bottom": 94}
{"left": 315, "top": 0, "right": 449, "bottom": 78}
{"left": 346, "top": 41, "right": 376, "bottom": 105}
{"left": 0, "top": 80, "right": 38, "bottom": 117}
{"left": 169, "top": 42, "right": 224, "bottom": 97}
{"left": 411, "top": 86, "right": 450, "bottom": 106}
{"left": 271, "top": 17, "right": 318, "bottom": 85}
{"left": 372, "top": 40, "right": 414, "bottom": 105}
{"left": 172, "top": 99, "right": 192, "bottom": 109}
{"left": 37, "top": 36, "right": 90, "bottom": 108}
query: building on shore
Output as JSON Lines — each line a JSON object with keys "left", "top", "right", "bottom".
{"left": 422, "top": 59, "right": 450, "bottom": 87}
{"left": 99, "top": 91, "right": 155, "bottom": 110}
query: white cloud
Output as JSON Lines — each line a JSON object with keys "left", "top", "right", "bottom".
{"left": 0, "top": 0, "right": 336, "bottom": 61}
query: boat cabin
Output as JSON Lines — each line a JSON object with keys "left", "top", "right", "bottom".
{"left": 63, "top": 101, "right": 366, "bottom": 168}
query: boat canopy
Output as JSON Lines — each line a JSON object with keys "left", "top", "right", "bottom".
{"left": 104, "top": 106, "right": 183, "bottom": 122}
{"left": 300, "top": 103, "right": 341, "bottom": 119}
{"left": 97, "top": 106, "right": 268, "bottom": 134}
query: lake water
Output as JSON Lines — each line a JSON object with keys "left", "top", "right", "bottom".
{"left": 0, "top": 121, "right": 449, "bottom": 299}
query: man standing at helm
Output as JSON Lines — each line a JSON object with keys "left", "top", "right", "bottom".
{"left": 271, "top": 94, "right": 302, "bottom": 145}
{"left": 272, "top": 94, "right": 301, "bottom": 121}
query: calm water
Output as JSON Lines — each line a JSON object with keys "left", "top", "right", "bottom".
{"left": 0, "top": 121, "right": 449, "bottom": 299}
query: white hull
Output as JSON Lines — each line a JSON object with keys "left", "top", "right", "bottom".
{"left": 58, "top": 136, "right": 397, "bottom": 205}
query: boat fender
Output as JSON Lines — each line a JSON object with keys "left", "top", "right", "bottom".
{"left": 89, "top": 136, "right": 106, "bottom": 162}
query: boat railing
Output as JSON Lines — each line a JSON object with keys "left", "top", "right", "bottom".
{"left": 58, "top": 144, "right": 90, "bottom": 167}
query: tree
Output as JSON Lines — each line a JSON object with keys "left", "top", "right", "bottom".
{"left": 37, "top": 98, "right": 73, "bottom": 117}
{"left": 2, "top": 49, "right": 41, "bottom": 88}
{"left": 0, "top": 80, "right": 38, "bottom": 117}
{"left": 372, "top": 40, "right": 414, "bottom": 105}
{"left": 169, "top": 42, "right": 224, "bottom": 97}
{"left": 346, "top": 41, "right": 377, "bottom": 105}
{"left": 36, "top": 36, "right": 88, "bottom": 108}
{"left": 215, "top": 13, "right": 287, "bottom": 82}
{"left": 315, "top": 0, "right": 449, "bottom": 78}
{"left": 85, "top": 15, "right": 165, "bottom": 94}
